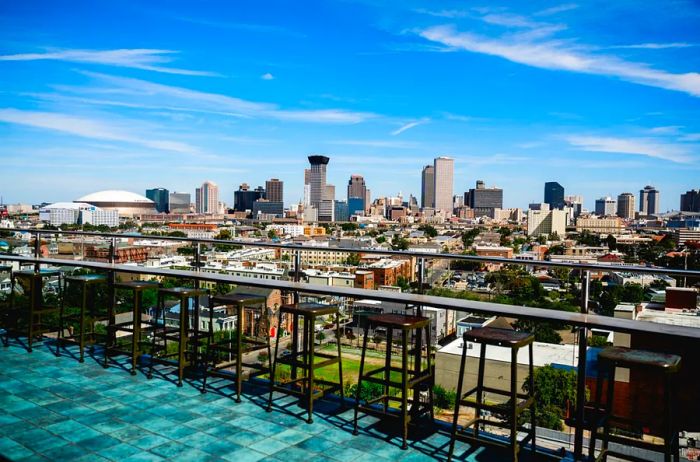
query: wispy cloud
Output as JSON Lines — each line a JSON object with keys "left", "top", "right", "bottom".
{"left": 0, "top": 108, "right": 200, "bottom": 154}
{"left": 0, "top": 48, "right": 217, "bottom": 76}
{"left": 63, "top": 71, "right": 376, "bottom": 124}
{"left": 391, "top": 118, "right": 429, "bottom": 136}
{"left": 609, "top": 42, "right": 696, "bottom": 50}
{"left": 328, "top": 139, "right": 419, "bottom": 149}
{"left": 261, "top": 72, "right": 275, "bottom": 80}
{"left": 413, "top": 9, "right": 469, "bottom": 19}
{"left": 649, "top": 125, "right": 684, "bottom": 135}
{"left": 564, "top": 135, "right": 694, "bottom": 163}
{"left": 418, "top": 25, "right": 700, "bottom": 97}
{"left": 481, "top": 13, "right": 542, "bottom": 29}
{"left": 534, "top": 4, "right": 579, "bottom": 16}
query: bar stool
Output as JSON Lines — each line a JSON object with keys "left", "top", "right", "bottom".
{"left": 202, "top": 292, "right": 270, "bottom": 401}
{"left": 448, "top": 327, "right": 536, "bottom": 462}
{"left": 104, "top": 280, "right": 160, "bottom": 375}
{"left": 150, "top": 287, "right": 208, "bottom": 387}
{"left": 0, "top": 264, "right": 14, "bottom": 344}
{"left": 353, "top": 313, "right": 434, "bottom": 450}
{"left": 590, "top": 346, "right": 681, "bottom": 462}
{"left": 57, "top": 274, "right": 107, "bottom": 362}
{"left": 7, "top": 269, "right": 63, "bottom": 352}
{"left": 267, "top": 302, "right": 344, "bottom": 423}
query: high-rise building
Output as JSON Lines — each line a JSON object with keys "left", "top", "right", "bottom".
{"left": 334, "top": 200, "right": 349, "bottom": 222}
{"left": 639, "top": 185, "right": 660, "bottom": 216}
{"left": 617, "top": 193, "right": 635, "bottom": 219}
{"left": 308, "top": 155, "right": 329, "bottom": 208}
{"left": 146, "top": 188, "right": 169, "bottom": 213}
{"left": 595, "top": 196, "right": 616, "bottom": 216}
{"left": 680, "top": 189, "right": 700, "bottom": 212}
{"left": 265, "top": 179, "right": 283, "bottom": 204}
{"left": 465, "top": 180, "right": 503, "bottom": 218}
{"left": 544, "top": 182, "right": 565, "bottom": 210}
{"left": 527, "top": 209, "right": 567, "bottom": 236}
{"left": 433, "top": 157, "right": 454, "bottom": 213}
{"left": 169, "top": 192, "right": 191, "bottom": 213}
{"left": 347, "top": 174, "right": 367, "bottom": 216}
{"left": 324, "top": 184, "right": 335, "bottom": 201}
{"left": 195, "top": 181, "right": 219, "bottom": 214}
{"left": 234, "top": 183, "right": 265, "bottom": 212}
{"left": 421, "top": 165, "right": 435, "bottom": 209}
{"left": 564, "top": 195, "right": 584, "bottom": 218}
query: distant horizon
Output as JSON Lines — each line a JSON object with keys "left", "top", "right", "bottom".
{"left": 1, "top": 1, "right": 699, "bottom": 211}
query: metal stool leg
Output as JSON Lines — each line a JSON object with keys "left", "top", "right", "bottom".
{"left": 78, "top": 283, "right": 87, "bottom": 363}
{"left": 353, "top": 323, "right": 370, "bottom": 436}
{"left": 336, "top": 311, "right": 344, "bottom": 406}
{"left": 267, "top": 307, "right": 283, "bottom": 411}
{"left": 601, "top": 364, "right": 616, "bottom": 462}
{"left": 307, "top": 313, "right": 315, "bottom": 424}
{"left": 590, "top": 359, "right": 607, "bottom": 461}
{"left": 236, "top": 305, "right": 244, "bottom": 402}
{"left": 448, "top": 334, "right": 468, "bottom": 462}
{"left": 425, "top": 324, "right": 435, "bottom": 421}
{"left": 529, "top": 342, "right": 536, "bottom": 458}
{"left": 511, "top": 347, "right": 519, "bottom": 462}
{"left": 475, "top": 342, "right": 487, "bottom": 439}
{"left": 400, "top": 328, "right": 409, "bottom": 450}
{"left": 383, "top": 327, "right": 392, "bottom": 413}
{"left": 56, "top": 280, "right": 66, "bottom": 357}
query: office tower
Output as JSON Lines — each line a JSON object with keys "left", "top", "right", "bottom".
{"left": 680, "top": 189, "right": 700, "bottom": 212}
{"left": 465, "top": 180, "right": 503, "bottom": 218}
{"left": 564, "top": 195, "right": 584, "bottom": 218}
{"left": 169, "top": 192, "right": 191, "bottom": 213}
{"left": 527, "top": 209, "right": 567, "bottom": 236}
{"left": 265, "top": 178, "right": 283, "bottom": 204}
{"left": 234, "top": 183, "right": 265, "bottom": 212}
{"left": 595, "top": 196, "right": 616, "bottom": 216}
{"left": 324, "top": 184, "right": 335, "bottom": 201}
{"left": 195, "top": 181, "right": 219, "bottom": 214}
{"left": 544, "top": 182, "right": 565, "bottom": 210}
{"left": 334, "top": 200, "right": 349, "bottom": 222}
{"left": 617, "top": 193, "right": 635, "bottom": 219}
{"left": 433, "top": 157, "right": 454, "bottom": 213}
{"left": 304, "top": 169, "right": 311, "bottom": 186}
{"left": 252, "top": 199, "right": 283, "bottom": 217}
{"left": 347, "top": 174, "right": 367, "bottom": 216}
{"left": 308, "top": 155, "right": 329, "bottom": 208}
{"left": 421, "top": 165, "right": 435, "bottom": 209}
{"left": 146, "top": 188, "right": 169, "bottom": 213}
{"left": 365, "top": 189, "right": 371, "bottom": 213}
{"left": 639, "top": 185, "right": 660, "bottom": 215}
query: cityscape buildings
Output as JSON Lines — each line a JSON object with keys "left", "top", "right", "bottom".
{"left": 465, "top": 180, "right": 503, "bottom": 218}
{"left": 595, "top": 196, "right": 616, "bottom": 216}
{"left": 195, "top": 181, "right": 219, "bottom": 214}
{"left": 265, "top": 179, "right": 284, "bottom": 204}
{"left": 639, "top": 185, "right": 660, "bottom": 216}
{"left": 76, "top": 190, "right": 156, "bottom": 217}
{"left": 617, "top": 193, "right": 635, "bottom": 219}
{"left": 347, "top": 174, "right": 367, "bottom": 216}
{"left": 680, "top": 189, "right": 700, "bottom": 212}
{"left": 433, "top": 157, "right": 453, "bottom": 214}
{"left": 234, "top": 184, "right": 265, "bottom": 212}
{"left": 169, "top": 192, "right": 191, "bottom": 214}
{"left": 145, "top": 188, "right": 170, "bottom": 214}
{"left": 526, "top": 209, "right": 567, "bottom": 236}
{"left": 544, "top": 182, "right": 565, "bottom": 210}
{"left": 421, "top": 165, "right": 435, "bottom": 209}
{"left": 307, "top": 155, "right": 329, "bottom": 209}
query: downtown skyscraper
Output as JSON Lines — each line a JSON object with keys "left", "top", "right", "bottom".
{"left": 347, "top": 174, "right": 367, "bottom": 215}
{"left": 639, "top": 185, "right": 660, "bottom": 215}
{"left": 307, "top": 155, "right": 329, "bottom": 208}
{"left": 433, "top": 157, "right": 454, "bottom": 214}
{"left": 421, "top": 165, "right": 434, "bottom": 209}
{"left": 195, "top": 181, "right": 219, "bottom": 214}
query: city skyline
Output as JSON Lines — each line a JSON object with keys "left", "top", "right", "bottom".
{"left": 1, "top": 1, "right": 699, "bottom": 210}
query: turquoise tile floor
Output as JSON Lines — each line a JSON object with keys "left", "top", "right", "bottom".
{"left": 0, "top": 338, "right": 556, "bottom": 461}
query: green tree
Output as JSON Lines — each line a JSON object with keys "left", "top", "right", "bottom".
{"left": 433, "top": 385, "right": 457, "bottom": 410}
{"left": 391, "top": 235, "right": 409, "bottom": 250}
{"left": 215, "top": 229, "right": 232, "bottom": 240}
{"left": 346, "top": 382, "right": 384, "bottom": 402}
{"left": 606, "top": 234, "right": 617, "bottom": 251}
{"left": 461, "top": 228, "right": 480, "bottom": 247}
{"left": 419, "top": 224, "right": 438, "bottom": 238}
{"left": 341, "top": 222, "right": 358, "bottom": 232}
{"left": 396, "top": 276, "right": 411, "bottom": 292}
{"left": 345, "top": 253, "right": 361, "bottom": 266}
{"left": 267, "top": 229, "right": 278, "bottom": 239}
{"left": 522, "top": 365, "right": 579, "bottom": 431}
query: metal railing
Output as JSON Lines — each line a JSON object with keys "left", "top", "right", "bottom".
{"left": 1, "top": 228, "right": 699, "bottom": 460}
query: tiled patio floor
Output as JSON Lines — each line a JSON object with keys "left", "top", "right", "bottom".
{"left": 0, "top": 338, "right": 554, "bottom": 461}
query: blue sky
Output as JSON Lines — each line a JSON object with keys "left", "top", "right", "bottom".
{"left": 1, "top": 0, "right": 699, "bottom": 212}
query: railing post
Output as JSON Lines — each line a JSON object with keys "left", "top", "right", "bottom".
{"left": 573, "top": 269, "right": 590, "bottom": 460}
{"left": 194, "top": 242, "right": 201, "bottom": 289}
{"left": 293, "top": 249, "right": 301, "bottom": 304}
{"left": 33, "top": 231, "right": 41, "bottom": 272}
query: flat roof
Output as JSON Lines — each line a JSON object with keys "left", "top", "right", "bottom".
{"left": 438, "top": 337, "right": 580, "bottom": 368}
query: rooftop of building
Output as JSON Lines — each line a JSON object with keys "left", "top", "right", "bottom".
{"left": 0, "top": 340, "right": 556, "bottom": 461}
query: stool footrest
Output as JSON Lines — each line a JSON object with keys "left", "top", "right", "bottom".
{"left": 458, "top": 396, "right": 534, "bottom": 416}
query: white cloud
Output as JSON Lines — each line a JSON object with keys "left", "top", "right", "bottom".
{"left": 391, "top": 119, "right": 429, "bottom": 136}
{"left": 481, "top": 13, "right": 542, "bottom": 29}
{"left": 565, "top": 135, "right": 693, "bottom": 163}
{"left": 328, "top": 139, "right": 419, "bottom": 149}
{"left": 261, "top": 72, "right": 274, "bottom": 80}
{"left": 610, "top": 43, "right": 696, "bottom": 50}
{"left": 534, "top": 4, "right": 579, "bottom": 16}
{"left": 0, "top": 48, "right": 217, "bottom": 76}
{"left": 418, "top": 25, "right": 700, "bottom": 97}
{"left": 413, "top": 9, "right": 469, "bottom": 18}
{"left": 649, "top": 125, "right": 683, "bottom": 135}
{"left": 65, "top": 71, "right": 376, "bottom": 124}
{"left": 0, "top": 108, "right": 200, "bottom": 154}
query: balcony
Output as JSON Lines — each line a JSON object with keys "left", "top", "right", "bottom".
{"left": 1, "top": 230, "right": 699, "bottom": 461}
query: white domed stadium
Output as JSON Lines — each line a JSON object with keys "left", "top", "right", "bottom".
{"left": 76, "top": 190, "right": 156, "bottom": 217}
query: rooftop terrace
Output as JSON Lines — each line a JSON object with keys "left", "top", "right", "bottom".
{"left": 0, "top": 339, "right": 552, "bottom": 462}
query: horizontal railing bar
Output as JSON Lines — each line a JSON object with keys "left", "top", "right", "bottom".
{"left": 1, "top": 254, "right": 698, "bottom": 340}
{"left": 3, "top": 228, "right": 699, "bottom": 278}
